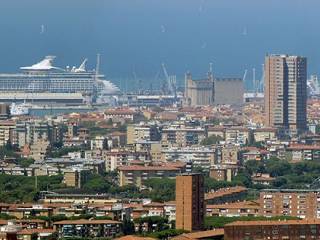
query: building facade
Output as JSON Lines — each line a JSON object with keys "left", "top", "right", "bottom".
{"left": 265, "top": 54, "right": 307, "bottom": 133}
{"left": 176, "top": 173, "right": 205, "bottom": 232}
{"left": 185, "top": 72, "right": 214, "bottom": 106}
{"left": 260, "top": 189, "right": 320, "bottom": 219}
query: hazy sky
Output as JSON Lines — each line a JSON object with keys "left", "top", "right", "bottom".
{"left": 0, "top": 0, "right": 319, "bottom": 90}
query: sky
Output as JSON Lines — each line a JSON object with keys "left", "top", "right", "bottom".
{"left": 0, "top": 0, "right": 319, "bottom": 90}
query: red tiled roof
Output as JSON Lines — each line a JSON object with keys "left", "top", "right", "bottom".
{"left": 226, "top": 219, "right": 320, "bottom": 226}
{"left": 118, "top": 165, "right": 180, "bottom": 171}
{"left": 116, "top": 235, "right": 155, "bottom": 240}
{"left": 18, "top": 228, "right": 56, "bottom": 235}
{"left": 54, "top": 219, "right": 121, "bottom": 225}
{"left": 205, "top": 186, "right": 247, "bottom": 200}
{"left": 172, "top": 229, "right": 224, "bottom": 239}
{"left": 287, "top": 144, "right": 320, "bottom": 150}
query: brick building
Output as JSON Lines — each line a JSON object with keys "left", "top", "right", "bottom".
{"left": 175, "top": 173, "right": 205, "bottom": 232}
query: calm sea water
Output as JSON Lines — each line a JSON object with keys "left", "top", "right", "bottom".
{"left": 0, "top": 0, "right": 319, "bottom": 91}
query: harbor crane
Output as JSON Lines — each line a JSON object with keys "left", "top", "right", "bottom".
{"left": 161, "top": 63, "right": 177, "bottom": 98}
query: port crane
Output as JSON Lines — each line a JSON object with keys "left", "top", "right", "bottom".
{"left": 161, "top": 63, "right": 177, "bottom": 98}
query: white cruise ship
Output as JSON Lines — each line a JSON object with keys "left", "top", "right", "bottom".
{"left": 0, "top": 56, "right": 119, "bottom": 97}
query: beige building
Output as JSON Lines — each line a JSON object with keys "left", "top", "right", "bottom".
{"left": 127, "top": 124, "right": 160, "bottom": 145}
{"left": 118, "top": 164, "right": 184, "bottom": 187}
{"left": 221, "top": 145, "right": 239, "bottom": 165}
{"left": 161, "top": 126, "right": 206, "bottom": 147}
{"left": 0, "top": 120, "right": 16, "bottom": 146}
{"left": 184, "top": 72, "right": 214, "bottom": 106}
{"left": 30, "top": 139, "right": 50, "bottom": 161}
{"left": 265, "top": 54, "right": 307, "bottom": 133}
{"left": 103, "top": 150, "right": 129, "bottom": 171}
{"left": 209, "top": 165, "right": 238, "bottom": 182}
{"left": 135, "top": 140, "right": 162, "bottom": 162}
{"left": 176, "top": 173, "right": 204, "bottom": 232}
{"left": 225, "top": 127, "right": 250, "bottom": 145}
{"left": 253, "top": 127, "right": 277, "bottom": 142}
{"left": 63, "top": 169, "right": 90, "bottom": 188}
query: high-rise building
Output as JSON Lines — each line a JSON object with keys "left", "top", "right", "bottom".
{"left": 175, "top": 173, "right": 204, "bottom": 232}
{"left": 265, "top": 54, "right": 307, "bottom": 133}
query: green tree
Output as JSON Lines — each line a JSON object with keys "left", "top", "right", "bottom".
{"left": 200, "top": 135, "right": 223, "bottom": 145}
{"left": 123, "top": 219, "right": 135, "bottom": 235}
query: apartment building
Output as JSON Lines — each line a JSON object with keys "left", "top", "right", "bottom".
{"left": 90, "top": 136, "right": 108, "bottom": 150}
{"left": 224, "top": 220, "right": 320, "bottom": 240}
{"left": 265, "top": 54, "right": 307, "bottom": 134}
{"left": 225, "top": 127, "right": 251, "bottom": 145}
{"left": 253, "top": 127, "right": 277, "bottom": 142}
{"left": 54, "top": 219, "right": 121, "bottom": 239}
{"left": 162, "top": 146, "right": 215, "bottom": 171}
{"left": 15, "top": 120, "right": 50, "bottom": 148}
{"left": 176, "top": 173, "right": 205, "bottom": 232}
{"left": 206, "top": 201, "right": 260, "bottom": 217}
{"left": 118, "top": 164, "right": 184, "bottom": 187}
{"left": 162, "top": 125, "right": 206, "bottom": 147}
{"left": 134, "top": 140, "right": 162, "bottom": 162}
{"left": 260, "top": 189, "right": 320, "bottom": 219}
{"left": 103, "top": 150, "right": 129, "bottom": 171}
{"left": 63, "top": 168, "right": 90, "bottom": 188}
{"left": 286, "top": 144, "right": 320, "bottom": 162}
{"left": 0, "top": 120, "right": 16, "bottom": 146}
{"left": 209, "top": 165, "right": 238, "bottom": 182}
{"left": 126, "top": 124, "right": 161, "bottom": 145}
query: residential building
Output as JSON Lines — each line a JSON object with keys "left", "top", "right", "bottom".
{"left": 135, "top": 140, "right": 162, "bottom": 162}
{"left": 127, "top": 124, "right": 161, "bottom": 145}
{"left": 162, "top": 125, "right": 206, "bottom": 147}
{"left": 205, "top": 186, "right": 247, "bottom": 204}
{"left": 0, "top": 120, "right": 16, "bottom": 146}
{"left": 118, "top": 163, "right": 185, "bottom": 187}
{"left": 162, "top": 146, "right": 215, "bottom": 171}
{"left": 206, "top": 201, "right": 260, "bottom": 217}
{"left": 265, "top": 54, "right": 307, "bottom": 134}
{"left": 224, "top": 220, "right": 320, "bottom": 240}
{"left": 209, "top": 165, "right": 238, "bottom": 182}
{"left": 91, "top": 136, "right": 108, "bottom": 150}
{"left": 225, "top": 127, "right": 250, "bottom": 145}
{"left": 253, "top": 127, "right": 277, "bottom": 142}
{"left": 286, "top": 144, "right": 320, "bottom": 162}
{"left": 260, "top": 189, "right": 320, "bottom": 219}
{"left": 53, "top": 219, "right": 121, "bottom": 239}
{"left": 63, "top": 168, "right": 90, "bottom": 188}
{"left": 104, "top": 150, "right": 129, "bottom": 171}
{"left": 29, "top": 139, "right": 50, "bottom": 161}
{"left": 176, "top": 173, "right": 205, "bottom": 232}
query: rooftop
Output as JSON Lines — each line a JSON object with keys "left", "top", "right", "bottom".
{"left": 205, "top": 186, "right": 247, "bottom": 200}
{"left": 53, "top": 219, "right": 121, "bottom": 225}
{"left": 226, "top": 219, "right": 320, "bottom": 227}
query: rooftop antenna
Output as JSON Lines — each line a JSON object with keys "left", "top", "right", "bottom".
{"left": 209, "top": 62, "right": 213, "bottom": 73}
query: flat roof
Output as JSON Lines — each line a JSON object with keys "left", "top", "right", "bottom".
{"left": 261, "top": 189, "right": 320, "bottom": 193}
{"left": 205, "top": 186, "right": 247, "bottom": 200}
{"left": 226, "top": 219, "right": 320, "bottom": 227}
{"left": 172, "top": 229, "right": 224, "bottom": 239}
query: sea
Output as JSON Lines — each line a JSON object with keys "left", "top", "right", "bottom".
{"left": 0, "top": 0, "right": 319, "bottom": 91}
